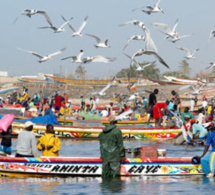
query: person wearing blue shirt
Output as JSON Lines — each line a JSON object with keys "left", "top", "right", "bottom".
{"left": 191, "top": 123, "right": 208, "bottom": 144}
{"left": 45, "top": 105, "right": 54, "bottom": 115}
{"left": 196, "top": 124, "right": 215, "bottom": 177}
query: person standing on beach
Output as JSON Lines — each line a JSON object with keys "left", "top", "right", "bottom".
{"left": 54, "top": 92, "right": 62, "bottom": 113}
{"left": 171, "top": 90, "right": 181, "bottom": 114}
{"left": 147, "top": 89, "right": 159, "bottom": 125}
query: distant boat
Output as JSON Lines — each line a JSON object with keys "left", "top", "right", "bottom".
{"left": 0, "top": 87, "right": 18, "bottom": 94}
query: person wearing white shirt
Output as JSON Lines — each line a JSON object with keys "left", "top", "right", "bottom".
{"left": 197, "top": 108, "right": 205, "bottom": 125}
{"left": 190, "top": 98, "right": 195, "bottom": 111}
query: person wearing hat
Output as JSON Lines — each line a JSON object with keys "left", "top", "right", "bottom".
{"left": 181, "top": 107, "right": 194, "bottom": 124}
{"left": 99, "top": 115, "right": 124, "bottom": 178}
{"left": 196, "top": 123, "right": 215, "bottom": 177}
{"left": 16, "top": 121, "right": 38, "bottom": 157}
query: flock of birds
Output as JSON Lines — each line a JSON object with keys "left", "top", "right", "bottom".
{"left": 15, "top": 9, "right": 115, "bottom": 64}
{"left": 13, "top": 0, "right": 215, "bottom": 97}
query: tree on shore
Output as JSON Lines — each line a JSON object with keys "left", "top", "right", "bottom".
{"left": 179, "top": 60, "right": 191, "bottom": 77}
{"left": 75, "top": 65, "right": 86, "bottom": 79}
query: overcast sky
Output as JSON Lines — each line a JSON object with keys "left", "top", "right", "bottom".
{"left": 1, "top": 0, "right": 215, "bottom": 79}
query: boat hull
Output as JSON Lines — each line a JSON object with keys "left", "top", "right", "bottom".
{"left": 0, "top": 157, "right": 203, "bottom": 177}
{"left": 12, "top": 123, "right": 181, "bottom": 140}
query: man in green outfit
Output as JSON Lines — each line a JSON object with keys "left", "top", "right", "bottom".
{"left": 181, "top": 107, "right": 194, "bottom": 124}
{"left": 99, "top": 115, "right": 124, "bottom": 178}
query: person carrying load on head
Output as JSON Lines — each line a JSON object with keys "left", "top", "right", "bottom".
{"left": 37, "top": 124, "right": 61, "bottom": 156}
{"left": 195, "top": 123, "right": 215, "bottom": 177}
{"left": 99, "top": 115, "right": 125, "bottom": 178}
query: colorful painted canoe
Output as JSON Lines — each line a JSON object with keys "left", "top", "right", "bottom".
{"left": 0, "top": 157, "right": 203, "bottom": 177}
{"left": 13, "top": 116, "right": 166, "bottom": 126}
{"left": 11, "top": 122, "right": 181, "bottom": 139}
{"left": 0, "top": 87, "right": 18, "bottom": 94}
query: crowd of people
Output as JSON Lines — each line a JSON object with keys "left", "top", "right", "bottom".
{"left": 1, "top": 86, "right": 215, "bottom": 178}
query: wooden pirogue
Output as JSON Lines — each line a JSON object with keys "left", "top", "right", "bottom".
{"left": 11, "top": 122, "right": 181, "bottom": 139}
{"left": 0, "top": 157, "right": 203, "bottom": 177}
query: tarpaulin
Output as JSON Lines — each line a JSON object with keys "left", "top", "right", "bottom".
{"left": 0, "top": 114, "right": 62, "bottom": 126}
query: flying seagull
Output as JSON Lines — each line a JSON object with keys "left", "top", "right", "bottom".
{"left": 206, "top": 62, "right": 215, "bottom": 70}
{"left": 92, "top": 76, "right": 116, "bottom": 96}
{"left": 177, "top": 47, "right": 199, "bottom": 59}
{"left": 170, "top": 34, "right": 191, "bottom": 43}
{"left": 209, "top": 30, "right": 215, "bottom": 39}
{"left": 13, "top": 9, "right": 45, "bottom": 24}
{"left": 86, "top": 34, "right": 110, "bottom": 48}
{"left": 62, "top": 16, "right": 89, "bottom": 38}
{"left": 132, "top": 49, "right": 169, "bottom": 69}
{"left": 126, "top": 90, "right": 152, "bottom": 101}
{"left": 83, "top": 55, "right": 116, "bottom": 64}
{"left": 39, "top": 14, "right": 72, "bottom": 33}
{"left": 115, "top": 108, "right": 133, "bottom": 120}
{"left": 143, "top": 27, "right": 158, "bottom": 53}
{"left": 119, "top": 20, "right": 145, "bottom": 31}
{"left": 61, "top": 50, "right": 84, "bottom": 63}
{"left": 123, "top": 53, "right": 156, "bottom": 72}
{"left": 132, "top": 0, "right": 164, "bottom": 14}
{"left": 123, "top": 35, "right": 145, "bottom": 50}
{"left": 152, "top": 19, "right": 179, "bottom": 39}
{"left": 19, "top": 48, "right": 66, "bottom": 63}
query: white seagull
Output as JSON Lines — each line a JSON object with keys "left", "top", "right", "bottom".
{"left": 123, "top": 35, "right": 145, "bottom": 50}
{"left": 92, "top": 76, "right": 116, "bottom": 96}
{"left": 61, "top": 50, "right": 84, "bottom": 63}
{"left": 206, "top": 62, "right": 215, "bottom": 70}
{"left": 177, "top": 47, "right": 199, "bottom": 59}
{"left": 132, "top": 49, "right": 169, "bottom": 69}
{"left": 83, "top": 55, "right": 116, "bottom": 64}
{"left": 170, "top": 35, "right": 191, "bottom": 43}
{"left": 124, "top": 53, "right": 156, "bottom": 72}
{"left": 179, "top": 85, "right": 203, "bottom": 96}
{"left": 143, "top": 27, "right": 158, "bottom": 53}
{"left": 119, "top": 20, "right": 145, "bottom": 31}
{"left": 152, "top": 19, "right": 179, "bottom": 39}
{"left": 39, "top": 14, "right": 72, "bottom": 33}
{"left": 115, "top": 108, "right": 133, "bottom": 120}
{"left": 209, "top": 30, "right": 215, "bottom": 39}
{"left": 63, "top": 16, "right": 89, "bottom": 38}
{"left": 85, "top": 34, "right": 110, "bottom": 48}
{"left": 133, "top": 0, "right": 164, "bottom": 14}
{"left": 19, "top": 48, "right": 66, "bottom": 63}
{"left": 127, "top": 90, "right": 151, "bottom": 101}
{"left": 13, "top": 9, "right": 45, "bottom": 24}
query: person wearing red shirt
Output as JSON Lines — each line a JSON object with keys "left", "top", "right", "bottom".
{"left": 153, "top": 101, "right": 168, "bottom": 127}
{"left": 54, "top": 93, "right": 62, "bottom": 112}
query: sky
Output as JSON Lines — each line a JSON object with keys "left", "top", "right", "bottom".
{"left": 1, "top": 0, "right": 215, "bottom": 79}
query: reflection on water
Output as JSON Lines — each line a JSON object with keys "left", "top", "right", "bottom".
{"left": 4, "top": 139, "right": 215, "bottom": 194}
{"left": 1, "top": 175, "right": 215, "bottom": 194}
{"left": 100, "top": 177, "right": 125, "bottom": 194}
